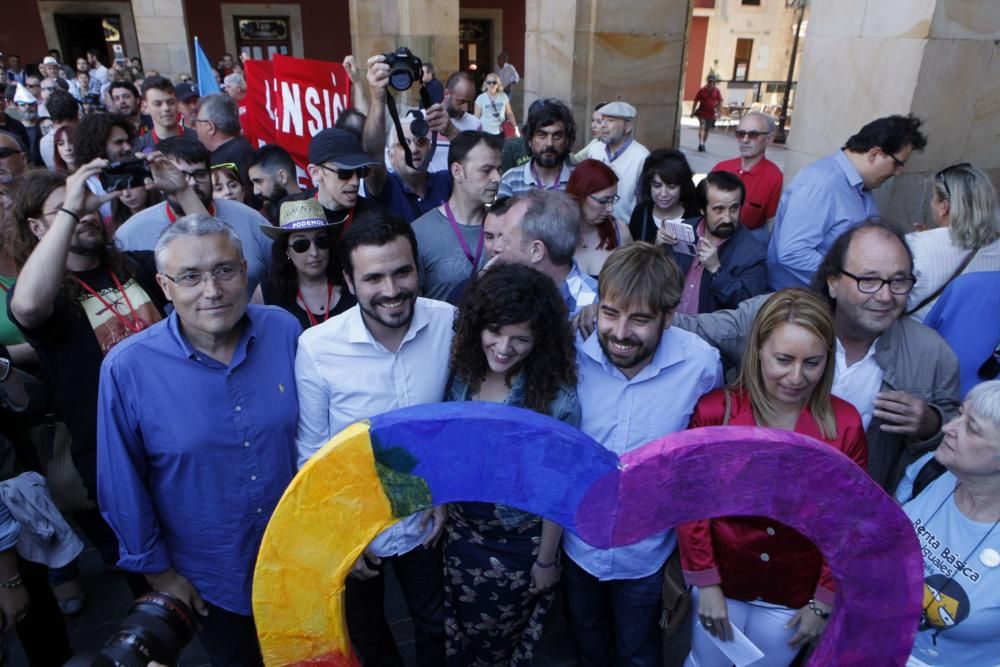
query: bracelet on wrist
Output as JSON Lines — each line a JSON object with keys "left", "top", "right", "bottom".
{"left": 808, "top": 598, "right": 830, "bottom": 619}
{"left": 58, "top": 208, "right": 81, "bottom": 224}
{"left": 0, "top": 573, "right": 23, "bottom": 588}
{"left": 534, "top": 558, "right": 556, "bottom": 569}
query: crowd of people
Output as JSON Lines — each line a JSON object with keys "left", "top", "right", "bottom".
{"left": 0, "top": 46, "right": 998, "bottom": 667}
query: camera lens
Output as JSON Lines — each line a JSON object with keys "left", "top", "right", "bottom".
{"left": 98, "top": 593, "right": 198, "bottom": 667}
{"left": 409, "top": 117, "right": 429, "bottom": 138}
{"left": 389, "top": 70, "right": 414, "bottom": 91}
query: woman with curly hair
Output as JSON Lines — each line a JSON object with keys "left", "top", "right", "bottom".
{"left": 567, "top": 159, "right": 633, "bottom": 277}
{"left": 443, "top": 263, "right": 579, "bottom": 666}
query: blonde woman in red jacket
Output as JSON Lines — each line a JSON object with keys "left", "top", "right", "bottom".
{"left": 678, "top": 289, "right": 868, "bottom": 666}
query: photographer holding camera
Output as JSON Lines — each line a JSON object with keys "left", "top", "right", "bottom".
{"left": 362, "top": 52, "right": 457, "bottom": 224}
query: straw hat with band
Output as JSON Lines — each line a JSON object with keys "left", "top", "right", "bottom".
{"left": 261, "top": 198, "right": 341, "bottom": 240}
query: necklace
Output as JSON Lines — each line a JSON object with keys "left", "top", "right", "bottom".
{"left": 298, "top": 283, "right": 335, "bottom": 328}
{"left": 919, "top": 483, "right": 1000, "bottom": 635}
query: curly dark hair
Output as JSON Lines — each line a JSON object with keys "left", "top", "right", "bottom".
{"left": 73, "top": 112, "right": 136, "bottom": 165}
{"left": 448, "top": 263, "right": 577, "bottom": 413}
{"left": 270, "top": 229, "right": 344, "bottom": 299}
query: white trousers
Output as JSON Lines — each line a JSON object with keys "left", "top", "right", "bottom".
{"left": 684, "top": 587, "right": 800, "bottom": 667}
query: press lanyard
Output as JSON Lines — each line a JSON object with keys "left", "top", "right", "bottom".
{"left": 530, "top": 160, "right": 561, "bottom": 190}
{"left": 442, "top": 201, "right": 484, "bottom": 268}
{"left": 298, "top": 283, "right": 334, "bottom": 328}
{"left": 71, "top": 270, "right": 145, "bottom": 334}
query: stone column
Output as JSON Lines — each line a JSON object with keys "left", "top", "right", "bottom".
{"left": 525, "top": 0, "right": 690, "bottom": 152}
{"left": 349, "top": 0, "right": 460, "bottom": 107}
{"left": 131, "top": 0, "right": 191, "bottom": 81}
{"left": 785, "top": 0, "right": 1000, "bottom": 226}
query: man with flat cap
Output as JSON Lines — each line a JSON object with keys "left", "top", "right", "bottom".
{"left": 305, "top": 127, "right": 385, "bottom": 235}
{"left": 585, "top": 100, "right": 649, "bottom": 221}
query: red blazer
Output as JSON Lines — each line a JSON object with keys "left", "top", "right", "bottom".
{"left": 677, "top": 387, "right": 868, "bottom": 609}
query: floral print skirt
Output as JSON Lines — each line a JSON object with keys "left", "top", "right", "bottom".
{"left": 443, "top": 501, "right": 554, "bottom": 666}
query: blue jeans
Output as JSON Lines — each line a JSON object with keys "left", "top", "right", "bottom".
{"left": 562, "top": 555, "right": 665, "bottom": 667}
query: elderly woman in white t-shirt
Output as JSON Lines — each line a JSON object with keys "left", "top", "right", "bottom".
{"left": 906, "top": 163, "right": 1000, "bottom": 321}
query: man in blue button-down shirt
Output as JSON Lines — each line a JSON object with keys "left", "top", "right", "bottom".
{"left": 98, "top": 215, "right": 301, "bottom": 667}
{"left": 767, "top": 114, "right": 927, "bottom": 290}
{"left": 564, "top": 243, "right": 722, "bottom": 667}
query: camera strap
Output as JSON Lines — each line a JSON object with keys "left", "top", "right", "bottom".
{"left": 385, "top": 84, "right": 438, "bottom": 171}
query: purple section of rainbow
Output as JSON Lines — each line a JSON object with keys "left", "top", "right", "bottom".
{"left": 575, "top": 425, "right": 922, "bottom": 665}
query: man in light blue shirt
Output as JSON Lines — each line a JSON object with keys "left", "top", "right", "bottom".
{"left": 767, "top": 114, "right": 927, "bottom": 289}
{"left": 564, "top": 243, "right": 723, "bottom": 667}
{"left": 294, "top": 211, "right": 451, "bottom": 667}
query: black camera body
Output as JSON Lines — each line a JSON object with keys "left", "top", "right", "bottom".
{"left": 64, "top": 592, "right": 197, "bottom": 667}
{"left": 101, "top": 159, "right": 151, "bottom": 192}
{"left": 382, "top": 47, "right": 423, "bottom": 92}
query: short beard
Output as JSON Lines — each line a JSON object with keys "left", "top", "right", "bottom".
{"left": 446, "top": 104, "right": 463, "bottom": 119}
{"left": 535, "top": 149, "right": 566, "bottom": 169}
{"left": 264, "top": 183, "right": 289, "bottom": 206}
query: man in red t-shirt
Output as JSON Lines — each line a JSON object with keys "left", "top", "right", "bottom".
{"left": 692, "top": 74, "right": 723, "bottom": 152}
{"left": 712, "top": 111, "right": 783, "bottom": 241}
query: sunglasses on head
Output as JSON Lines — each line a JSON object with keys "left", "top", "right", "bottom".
{"left": 320, "top": 164, "right": 370, "bottom": 181}
{"left": 290, "top": 236, "right": 332, "bottom": 253}
{"left": 935, "top": 162, "right": 972, "bottom": 200}
{"left": 0, "top": 147, "right": 22, "bottom": 159}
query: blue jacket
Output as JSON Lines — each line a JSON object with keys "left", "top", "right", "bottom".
{"left": 670, "top": 217, "right": 768, "bottom": 313}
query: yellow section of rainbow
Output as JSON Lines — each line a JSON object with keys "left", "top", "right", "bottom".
{"left": 253, "top": 420, "right": 394, "bottom": 665}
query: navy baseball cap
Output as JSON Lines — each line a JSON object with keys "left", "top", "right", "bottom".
{"left": 308, "top": 128, "right": 379, "bottom": 168}
{"left": 175, "top": 82, "right": 199, "bottom": 102}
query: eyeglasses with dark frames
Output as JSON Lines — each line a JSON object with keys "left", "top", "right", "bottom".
{"left": 884, "top": 151, "right": 907, "bottom": 170}
{"left": 839, "top": 269, "right": 916, "bottom": 295}
{"left": 589, "top": 194, "right": 621, "bottom": 207}
{"left": 734, "top": 130, "right": 767, "bottom": 139}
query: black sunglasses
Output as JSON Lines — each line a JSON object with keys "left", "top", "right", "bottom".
{"left": 0, "top": 147, "right": 22, "bottom": 159}
{"left": 734, "top": 130, "right": 767, "bottom": 139}
{"left": 290, "top": 236, "right": 332, "bottom": 253}
{"left": 935, "top": 163, "right": 972, "bottom": 200}
{"left": 319, "top": 164, "right": 370, "bottom": 181}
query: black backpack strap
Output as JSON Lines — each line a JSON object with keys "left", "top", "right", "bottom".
{"left": 911, "top": 457, "right": 948, "bottom": 501}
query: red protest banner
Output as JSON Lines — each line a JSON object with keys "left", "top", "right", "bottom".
{"left": 242, "top": 59, "right": 275, "bottom": 148}
{"left": 242, "top": 55, "right": 352, "bottom": 188}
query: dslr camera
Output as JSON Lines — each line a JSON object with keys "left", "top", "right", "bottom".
{"left": 64, "top": 592, "right": 197, "bottom": 667}
{"left": 382, "top": 47, "right": 423, "bottom": 91}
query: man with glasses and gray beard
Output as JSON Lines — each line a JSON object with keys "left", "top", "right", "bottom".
{"left": 115, "top": 137, "right": 273, "bottom": 295}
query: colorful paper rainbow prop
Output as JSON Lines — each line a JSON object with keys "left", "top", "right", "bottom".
{"left": 253, "top": 401, "right": 922, "bottom": 666}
